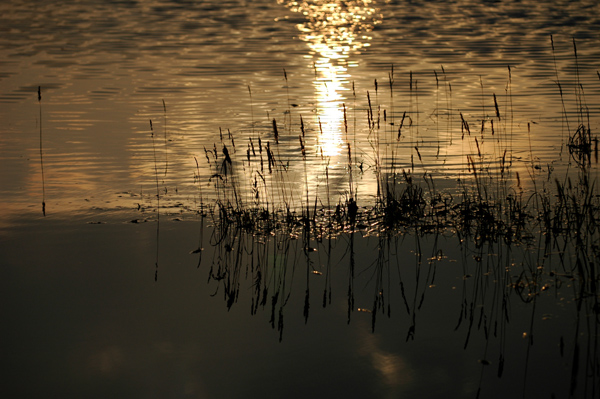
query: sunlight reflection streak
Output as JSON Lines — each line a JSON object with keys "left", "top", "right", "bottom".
{"left": 280, "top": 0, "right": 382, "bottom": 157}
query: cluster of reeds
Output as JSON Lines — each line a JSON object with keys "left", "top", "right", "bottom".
{"left": 165, "top": 47, "right": 600, "bottom": 399}
{"left": 183, "top": 40, "right": 600, "bottom": 396}
{"left": 141, "top": 39, "right": 598, "bottom": 333}
{"left": 196, "top": 43, "right": 595, "bottom": 303}
{"left": 185, "top": 43, "right": 596, "bottom": 247}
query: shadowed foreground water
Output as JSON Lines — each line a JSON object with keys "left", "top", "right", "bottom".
{"left": 1, "top": 211, "right": 598, "bottom": 398}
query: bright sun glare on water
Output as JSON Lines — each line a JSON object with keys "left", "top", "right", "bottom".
{"left": 279, "top": 0, "right": 382, "bottom": 156}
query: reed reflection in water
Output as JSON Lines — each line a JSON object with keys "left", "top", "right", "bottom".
{"left": 203, "top": 201, "right": 599, "bottom": 398}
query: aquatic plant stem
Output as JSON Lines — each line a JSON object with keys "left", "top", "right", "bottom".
{"left": 150, "top": 119, "right": 160, "bottom": 281}
{"left": 38, "top": 86, "right": 46, "bottom": 216}
{"left": 248, "top": 85, "right": 255, "bottom": 137}
{"left": 163, "top": 99, "right": 168, "bottom": 177}
{"left": 551, "top": 35, "right": 570, "bottom": 156}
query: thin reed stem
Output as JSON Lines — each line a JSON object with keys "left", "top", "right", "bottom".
{"left": 163, "top": 99, "right": 168, "bottom": 176}
{"left": 150, "top": 119, "right": 160, "bottom": 281}
{"left": 38, "top": 86, "right": 46, "bottom": 216}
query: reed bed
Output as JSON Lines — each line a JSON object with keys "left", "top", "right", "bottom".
{"left": 151, "top": 41, "right": 600, "bottom": 396}
{"left": 187, "top": 43, "right": 598, "bottom": 320}
{"left": 194, "top": 80, "right": 598, "bottom": 247}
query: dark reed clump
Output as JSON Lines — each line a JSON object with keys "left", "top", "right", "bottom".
{"left": 139, "top": 42, "right": 599, "bottom": 327}
{"left": 187, "top": 41, "right": 600, "bottom": 395}
{"left": 192, "top": 49, "right": 597, "bottom": 248}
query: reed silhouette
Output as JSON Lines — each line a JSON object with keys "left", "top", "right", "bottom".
{"left": 136, "top": 39, "right": 600, "bottom": 396}
{"left": 38, "top": 86, "right": 45, "bottom": 216}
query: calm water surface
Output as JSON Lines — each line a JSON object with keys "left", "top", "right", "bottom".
{"left": 1, "top": 0, "right": 600, "bottom": 218}
{"left": 3, "top": 217, "right": 595, "bottom": 398}
{"left": 1, "top": 0, "right": 600, "bottom": 398}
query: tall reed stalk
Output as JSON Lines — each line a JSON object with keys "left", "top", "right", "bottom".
{"left": 551, "top": 35, "right": 570, "bottom": 156}
{"left": 150, "top": 119, "right": 160, "bottom": 281}
{"left": 38, "top": 86, "right": 46, "bottom": 216}
{"left": 162, "top": 99, "right": 168, "bottom": 176}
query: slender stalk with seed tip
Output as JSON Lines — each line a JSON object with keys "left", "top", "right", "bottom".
{"left": 38, "top": 86, "right": 46, "bottom": 216}
{"left": 352, "top": 81, "right": 357, "bottom": 168}
{"left": 300, "top": 116, "right": 309, "bottom": 229}
{"left": 248, "top": 85, "right": 255, "bottom": 136}
{"left": 343, "top": 103, "right": 352, "bottom": 198}
{"left": 507, "top": 65, "right": 513, "bottom": 165}
{"left": 551, "top": 35, "right": 570, "bottom": 155}
{"left": 163, "top": 99, "right": 168, "bottom": 176}
{"left": 415, "top": 79, "right": 419, "bottom": 145}
{"left": 284, "top": 68, "right": 291, "bottom": 134}
{"left": 480, "top": 76, "right": 485, "bottom": 121}
{"left": 443, "top": 66, "right": 453, "bottom": 147}
{"left": 194, "top": 156, "right": 204, "bottom": 213}
{"left": 389, "top": 65, "right": 395, "bottom": 129}
{"left": 434, "top": 69, "right": 440, "bottom": 157}
{"left": 150, "top": 119, "right": 160, "bottom": 281}
{"left": 573, "top": 38, "right": 583, "bottom": 128}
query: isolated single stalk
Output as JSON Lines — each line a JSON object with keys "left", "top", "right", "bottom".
{"left": 38, "top": 86, "right": 46, "bottom": 216}
{"left": 163, "top": 99, "right": 168, "bottom": 176}
{"left": 150, "top": 119, "right": 160, "bottom": 281}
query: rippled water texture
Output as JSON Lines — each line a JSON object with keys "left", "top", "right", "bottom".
{"left": 2, "top": 2, "right": 600, "bottom": 398}
{"left": 1, "top": 0, "right": 599, "bottom": 221}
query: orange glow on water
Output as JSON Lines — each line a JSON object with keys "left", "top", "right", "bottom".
{"left": 280, "top": 0, "right": 382, "bottom": 157}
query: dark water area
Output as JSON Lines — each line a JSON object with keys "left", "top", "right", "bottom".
{"left": 2, "top": 215, "right": 595, "bottom": 398}
{"left": 1, "top": 0, "right": 600, "bottom": 398}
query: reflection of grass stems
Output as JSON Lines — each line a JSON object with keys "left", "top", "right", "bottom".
{"left": 38, "top": 86, "right": 46, "bottom": 216}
